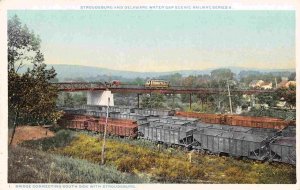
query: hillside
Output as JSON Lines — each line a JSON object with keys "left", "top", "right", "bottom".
{"left": 18, "top": 64, "right": 295, "bottom": 81}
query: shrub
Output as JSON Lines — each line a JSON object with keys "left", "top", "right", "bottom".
{"left": 257, "top": 163, "right": 296, "bottom": 184}
{"left": 152, "top": 158, "right": 206, "bottom": 183}
{"left": 115, "top": 156, "right": 138, "bottom": 173}
{"left": 21, "top": 129, "right": 75, "bottom": 151}
{"left": 242, "top": 108, "right": 296, "bottom": 121}
{"left": 223, "top": 167, "right": 247, "bottom": 183}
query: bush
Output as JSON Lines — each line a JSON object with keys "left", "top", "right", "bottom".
{"left": 257, "top": 163, "right": 296, "bottom": 184}
{"left": 242, "top": 108, "right": 296, "bottom": 121}
{"left": 152, "top": 158, "right": 206, "bottom": 183}
{"left": 21, "top": 129, "right": 75, "bottom": 151}
{"left": 223, "top": 167, "right": 247, "bottom": 183}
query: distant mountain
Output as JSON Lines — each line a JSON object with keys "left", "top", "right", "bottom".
{"left": 47, "top": 64, "right": 214, "bottom": 81}
{"left": 18, "top": 64, "right": 295, "bottom": 81}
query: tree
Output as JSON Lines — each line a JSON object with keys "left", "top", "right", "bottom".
{"left": 288, "top": 72, "right": 296, "bottom": 81}
{"left": 131, "top": 77, "right": 145, "bottom": 86}
{"left": 195, "top": 74, "right": 211, "bottom": 88}
{"left": 63, "top": 92, "right": 74, "bottom": 107}
{"left": 182, "top": 75, "right": 197, "bottom": 87}
{"left": 159, "top": 73, "right": 183, "bottom": 86}
{"left": 72, "top": 93, "right": 87, "bottom": 106}
{"left": 8, "top": 15, "right": 41, "bottom": 73}
{"left": 276, "top": 85, "right": 296, "bottom": 109}
{"left": 8, "top": 15, "right": 61, "bottom": 145}
{"left": 141, "top": 94, "right": 165, "bottom": 109}
{"left": 211, "top": 69, "right": 234, "bottom": 84}
{"left": 256, "top": 93, "right": 277, "bottom": 107}
{"left": 208, "top": 69, "right": 235, "bottom": 112}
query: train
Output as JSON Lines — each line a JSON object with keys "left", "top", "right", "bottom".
{"left": 145, "top": 79, "right": 170, "bottom": 88}
{"left": 57, "top": 106, "right": 296, "bottom": 165}
{"left": 58, "top": 114, "right": 138, "bottom": 138}
{"left": 176, "top": 111, "right": 290, "bottom": 130}
{"left": 104, "top": 80, "right": 121, "bottom": 87}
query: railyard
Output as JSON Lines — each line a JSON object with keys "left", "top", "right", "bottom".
{"left": 7, "top": 10, "right": 297, "bottom": 184}
{"left": 58, "top": 105, "right": 296, "bottom": 165}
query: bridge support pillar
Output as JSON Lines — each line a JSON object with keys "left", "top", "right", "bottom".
{"left": 87, "top": 90, "right": 114, "bottom": 106}
{"left": 137, "top": 93, "right": 141, "bottom": 108}
{"left": 172, "top": 94, "right": 175, "bottom": 109}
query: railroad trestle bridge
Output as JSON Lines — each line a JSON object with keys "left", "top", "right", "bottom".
{"left": 52, "top": 82, "right": 275, "bottom": 108}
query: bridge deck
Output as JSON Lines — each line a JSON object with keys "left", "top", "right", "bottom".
{"left": 52, "top": 82, "right": 274, "bottom": 94}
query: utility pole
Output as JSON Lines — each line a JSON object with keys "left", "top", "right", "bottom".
{"left": 227, "top": 81, "right": 233, "bottom": 114}
{"left": 189, "top": 94, "right": 192, "bottom": 110}
{"left": 275, "top": 77, "right": 278, "bottom": 88}
{"left": 101, "top": 97, "right": 110, "bottom": 165}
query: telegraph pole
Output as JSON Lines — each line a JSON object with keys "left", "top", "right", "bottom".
{"left": 227, "top": 81, "right": 233, "bottom": 114}
{"left": 172, "top": 93, "right": 175, "bottom": 109}
{"left": 101, "top": 97, "right": 110, "bottom": 165}
{"left": 189, "top": 94, "right": 192, "bottom": 110}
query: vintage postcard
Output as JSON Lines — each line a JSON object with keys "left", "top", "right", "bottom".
{"left": 0, "top": 0, "right": 298, "bottom": 190}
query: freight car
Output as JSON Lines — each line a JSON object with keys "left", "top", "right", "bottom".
{"left": 138, "top": 119, "right": 295, "bottom": 164}
{"left": 269, "top": 137, "right": 296, "bottom": 164}
{"left": 139, "top": 122, "right": 196, "bottom": 145}
{"left": 145, "top": 79, "right": 170, "bottom": 88}
{"left": 193, "top": 128, "right": 270, "bottom": 160}
{"left": 58, "top": 114, "right": 138, "bottom": 138}
{"left": 104, "top": 80, "right": 121, "bottom": 87}
{"left": 58, "top": 108, "right": 296, "bottom": 165}
{"left": 176, "top": 111, "right": 290, "bottom": 130}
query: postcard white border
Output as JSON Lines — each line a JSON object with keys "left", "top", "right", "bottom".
{"left": 0, "top": 0, "right": 299, "bottom": 190}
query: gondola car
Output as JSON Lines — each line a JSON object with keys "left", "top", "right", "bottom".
{"left": 145, "top": 79, "right": 170, "bottom": 88}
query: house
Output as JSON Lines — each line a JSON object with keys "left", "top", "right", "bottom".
{"left": 260, "top": 82, "right": 272, "bottom": 89}
{"left": 277, "top": 80, "right": 296, "bottom": 88}
{"left": 276, "top": 98, "right": 286, "bottom": 108}
{"left": 249, "top": 80, "right": 264, "bottom": 88}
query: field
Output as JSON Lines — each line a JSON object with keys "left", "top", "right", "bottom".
{"left": 8, "top": 127, "right": 296, "bottom": 183}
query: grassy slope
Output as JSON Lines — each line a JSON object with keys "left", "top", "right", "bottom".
{"left": 17, "top": 129, "right": 296, "bottom": 184}
{"left": 54, "top": 131, "right": 296, "bottom": 183}
{"left": 8, "top": 146, "right": 149, "bottom": 183}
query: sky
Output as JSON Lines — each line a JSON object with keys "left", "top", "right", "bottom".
{"left": 8, "top": 10, "right": 295, "bottom": 72}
